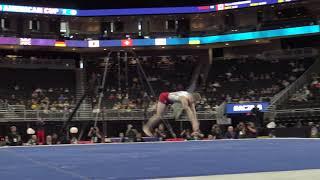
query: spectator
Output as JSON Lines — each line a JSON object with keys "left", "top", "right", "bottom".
{"left": 311, "top": 76, "right": 320, "bottom": 88}
{"left": 310, "top": 126, "right": 319, "bottom": 138}
{"left": 236, "top": 122, "right": 247, "bottom": 139}
{"left": 46, "top": 135, "right": 53, "bottom": 145}
{"left": 269, "top": 130, "right": 276, "bottom": 138}
{"left": 0, "top": 137, "right": 5, "bottom": 146}
{"left": 58, "top": 94, "right": 65, "bottom": 101}
{"left": 207, "top": 134, "right": 214, "bottom": 140}
{"left": 36, "top": 121, "right": 45, "bottom": 145}
{"left": 26, "top": 135, "right": 38, "bottom": 146}
{"left": 125, "top": 124, "right": 138, "bottom": 142}
{"left": 246, "top": 122, "right": 258, "bottom": 138}
{"left": 266, "top": 119, "right": 276, "bottom": 129}
{"left": 251, "top": 104, "right": 262, "bottom": 127}
{"left": 135, "top": 133, "right": 144, "bottom": 142}
{"left": 70, "top": 136, "right": 78, "bottom": 144}
{"left": 51, "top": 133, "right": 60, "bottom": 145}
{"left": 13, "top": 84, "right": 20, "bottom": 91}
{"left": 70, "top": 127, "right": 79, "bottom": 144}
{"left": 88, "top": 127, "right": 103, "bottom": 143}
{"left": 224, "top": 126, "right": 237, "bottom": 139}
{"left": 7, "top": 126, "right": 22, "bottom": 146}
{"left": 119, "top": 132, "right": 125, "bottom": 142}
{"left": 282, "top": 80, "right": 290, "bottom": 87}
{"left": 154, "top": 123, "right": 168, "bottom": 141}
{"left": 180, "top": 129, "right": 192, "bottom": 140}
{"left": 4, "top": 136, "right": 9, "bottom": 145}
{"left": 35, "top": 87, "right": 42, "bottom": 94}
{"left": 210, "top": 124, "right": 223, "bottom": 139}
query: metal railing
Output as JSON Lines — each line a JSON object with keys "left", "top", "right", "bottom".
{"left": 270, "top": 57, "right": 320, "bottom": 106}
{"left": 0, "top": 109, "right": 217, "bottom": 122}
{"left": 263, "top": 57, "right": 320, "bottom": 121}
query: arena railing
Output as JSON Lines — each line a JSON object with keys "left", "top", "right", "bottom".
{"left": 0, "top": 57, "right": 76, "bottom": 69}
{"left": 0, "top": 109, "right": 216, "bottom": 122}
{"left": 264, "top": 56, "right": 320, "bottom": 121}
{"left": 275, "top": 108, "right": 320, "bottom": 122}
{"left": 270, "top": 57, "right": 320, "bottom": 106}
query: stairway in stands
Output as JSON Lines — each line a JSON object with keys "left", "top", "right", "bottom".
{"left": 75, "top": 69, "right": 93, "bottom": 121}
{"left": 265, "top": 54, "right": 320, "bottom": 121}
{"left": 188, "top": 55, "right": 211, "bottom": 92}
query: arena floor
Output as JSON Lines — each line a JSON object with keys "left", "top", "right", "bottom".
{"left": 0, "top": 139, "right": 320, "bottom": 180}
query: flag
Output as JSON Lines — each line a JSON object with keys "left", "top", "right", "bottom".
{"left": 121, "top": 39, "right": 133, "bottom": 47}
{"left": 55, "top": 41, "right": 66, "bottom": 47}
{"left": 155, "top": 38, "right": 166, "bottom": 46}
{"left": 88, "top": 40, "right": 100, "bottom": 47}
{"left": 216, "top": 4, "right": 225, "bottom": 11}
{"left": 19, "top": 38, "right": 31, "bottom": 45}
{"left": 188, "top": 38, "right": 200, "bottom": 45}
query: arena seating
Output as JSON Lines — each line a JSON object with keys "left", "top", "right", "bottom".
{"left": 276, "top": 73, "right": 320, "bottom": 110}
{"left": 0, "top": 69, "right": 76, "bottom": 111}
{"left": 86, "top": 54, "right": 315, "bottom": 112}
{"left": 87, "top": 55, "right": 197, "bottom": 110}
{"left": 201, "top": 57, "right": 314, "bottom": 109}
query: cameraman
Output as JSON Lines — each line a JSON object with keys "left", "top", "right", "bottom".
{"left": 125, "top": 124, "right": 138, "bottom": 142}
{"left": 88, "top": 127, "right": 103, "bottom": 143}
{"left": 246, "top": 122, "right": 258, "bottom": 138}
{"left": 7, "top": 126, "right": 22, "bottom": 146}
{"left": 251, "top": 104, "right": 262, "bottom": 127}
{"left": 236, "top": 122, "right": 257, "bottom": 138}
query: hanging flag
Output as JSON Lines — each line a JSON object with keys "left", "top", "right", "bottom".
{"left": 188, "top": 38, "right": 201, "bottom": 45}
{"left": 19, "top": 38, "right": 32, "bottom": 45}
{"left": 88, "top": 40, "right": 100, "bottom": 47}
{"left": 121, "top": 39, "right": 133, "bottom": 47}
{"left": 55, "top": 41, "right": 66, "bottom": 47}
{"left": 155, "top": 38, "right": 167, "bottom": 46}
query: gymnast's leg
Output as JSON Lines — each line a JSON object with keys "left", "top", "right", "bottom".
{"left": 143, "top": 102, "right": 166, "bottom": 136}
{"left": 180, "top": 98, "right": 200, "bottom": 135}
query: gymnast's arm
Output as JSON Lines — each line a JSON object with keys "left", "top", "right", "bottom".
{"left": 190, "top": 100, "right": 198, "bottom": 121}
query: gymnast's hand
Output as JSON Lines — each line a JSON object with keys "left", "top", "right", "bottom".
{"left": 191, "top": 131, "right": 199, "bottom": 137}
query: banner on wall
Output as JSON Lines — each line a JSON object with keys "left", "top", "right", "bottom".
{"left": 225, "top": 102, "right": 270, "bottom": 114}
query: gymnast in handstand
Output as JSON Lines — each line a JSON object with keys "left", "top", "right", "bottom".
{"left": 143, "top": 91, "right": 201, "bottom": 137}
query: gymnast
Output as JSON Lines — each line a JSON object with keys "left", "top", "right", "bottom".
{"left": 143, "top": 91, "right": 201, "bottom": 137}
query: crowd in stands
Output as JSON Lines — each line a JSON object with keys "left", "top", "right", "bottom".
{"left": 201, "top": 57, "right": 314, "bottom": 108}
{"left": 0, "top": 54, "right": 313, "bottom": 114}
{"left": 1, "top": 87, "right": 75, "bottom": 112}
{"left": 0, "top": 69, "right": 75, "bottom": 112}
{"left": 88, "top": 55, "right": 197, "bottom": 111}
{"left": 87, "top": 55, "right": 314, "bottom": 112}
{"left": 279, "top": 73, "right": 320, "bottom": 109}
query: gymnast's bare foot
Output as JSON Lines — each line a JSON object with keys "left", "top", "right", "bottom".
{"left": 143, "top": 125, "right": 153, "bottom": 137}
